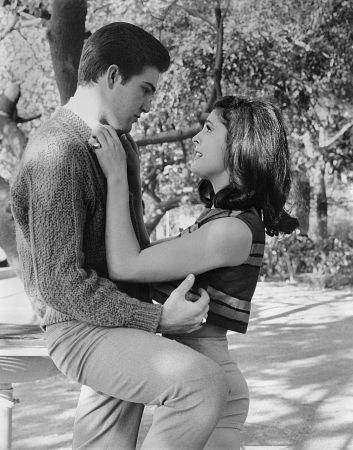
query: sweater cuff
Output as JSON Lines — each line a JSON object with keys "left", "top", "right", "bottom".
{"left": 129, "top": 302, "right": 163, "bottom": 333}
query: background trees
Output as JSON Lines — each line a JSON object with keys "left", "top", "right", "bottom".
{"left": 1, "top": 0, "right": 352, "bottom": 285}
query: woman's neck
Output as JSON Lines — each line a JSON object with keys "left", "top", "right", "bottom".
{"left": 210, "top": 171, "right": 230, "bottom": 195}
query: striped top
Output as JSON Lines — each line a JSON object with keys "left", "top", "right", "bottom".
{"left": 151, "top": 207, "right": 265, "bottom": 333}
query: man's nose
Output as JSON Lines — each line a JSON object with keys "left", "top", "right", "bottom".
{"left": 141, "top": 96, "right": 153, "bottom": 113}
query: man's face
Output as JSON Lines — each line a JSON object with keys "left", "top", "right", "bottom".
{"left": 103, "top": 66, "right": 160, "bottom": 132}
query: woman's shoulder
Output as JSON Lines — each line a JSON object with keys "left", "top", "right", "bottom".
{"left": 200, "top": 214, "right": 252, "bottom": 267}
{"left": 237, "top": 208, "right": 265, "bottom": 241}
{"left": 205, "top": 213, "right": 252, "bottom": 242}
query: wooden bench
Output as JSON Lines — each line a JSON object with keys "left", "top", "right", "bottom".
{"left": 0, "top": 323, "right": 57, "bottom": 450}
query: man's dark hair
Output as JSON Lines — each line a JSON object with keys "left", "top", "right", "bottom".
{"left": 78, "top": 22, "right": 170, "bottom": 86}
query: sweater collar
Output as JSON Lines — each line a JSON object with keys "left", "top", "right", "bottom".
{"left": 52, "top": 107, "right": 92, "bottom": 144}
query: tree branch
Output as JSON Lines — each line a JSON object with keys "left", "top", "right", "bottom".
{"left": 205, "top": 3, "right": 224, "bottom": 111}
{"left": 0, "top": 11, "right": 18, "bottom": 41}
{"left": 145, "top": 194, "right": 184, "bottom": 235}
{"left": 176, "top": 4, "right": 216, "bottom": 29}
{"left": 0, "top": 82, "right": 20, "bottom": 118}
{"left": 134, "top": 124, "right": 201, "bottom": 147}
{"left": 144, "top": 186, "right": 161, "bottom": 203}
{"left": 319, "top": 120, "right": 353, "bottom": 149}
{"left": 16, "top": 113, "right": 41, "bottom": 123}
{"left": 93, "top": 2, "right": 114, "bottom": 13}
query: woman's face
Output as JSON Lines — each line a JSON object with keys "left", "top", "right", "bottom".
{"left": 191, "top": 109, "right": 230, "bottom": 192}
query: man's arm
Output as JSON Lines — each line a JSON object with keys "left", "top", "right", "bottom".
{"left": 11, "top": 138, "right": 161, "bottom": 332}
{"left": 11, "top": 135, "right": 208, "bottom": 334}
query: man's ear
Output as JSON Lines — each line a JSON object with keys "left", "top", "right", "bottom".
{"left": 106, "top": 65, "right": 122, "bottom": 88}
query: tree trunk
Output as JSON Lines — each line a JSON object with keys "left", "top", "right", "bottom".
{"left": 0, "top": 0, "right": 88, "bottom": 273}
{"left": 0, "top": 82, "right": 27, "bottom": 159}
{"left": 0, "top": 176, "right": 22, "bottom": 276}
{"left": 0, "top": 82, "right": 28, "bottom": 277}
{"left": 46, "top": 0, "right": 87, "bottom": 105}
{"left": 294, "top": 168, "right": 311, "bottom": 235}
{"left": 145, "top": 195, "right": 184, "bottom": 235}
{"left": 205, "top": 4, "right": 224, "bottom": 111}
{"left": 316, "top": 163, "right": 328, "bottom": 239}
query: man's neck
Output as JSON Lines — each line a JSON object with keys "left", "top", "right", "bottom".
{"left": 64, "top": 87, "right": 102, "bottom": 129}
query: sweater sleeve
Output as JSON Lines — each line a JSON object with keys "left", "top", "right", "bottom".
{"left": 11, "top": 136, "right": 162, "bottom": 332}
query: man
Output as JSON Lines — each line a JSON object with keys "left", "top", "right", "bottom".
{"left": 11, "top": 23, "right": 227, "bottom": 449}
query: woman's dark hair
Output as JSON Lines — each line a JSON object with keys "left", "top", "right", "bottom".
{"left": 198, "top": 96, "right": 299, "bottom": 236}
{"left": 78, "top": 22, "right": 170, "bottom": 86}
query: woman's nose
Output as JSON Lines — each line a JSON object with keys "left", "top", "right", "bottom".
{"left": 192, "top": 132, "right": 200, "bottom": 144}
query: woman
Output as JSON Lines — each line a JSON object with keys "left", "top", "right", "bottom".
{"left": 91, "top": 96, "right": 299, "bottom": 449}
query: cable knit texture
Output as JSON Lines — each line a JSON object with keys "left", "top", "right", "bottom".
{"left": 10, "top": 107, "right": 162, "bottom": 332}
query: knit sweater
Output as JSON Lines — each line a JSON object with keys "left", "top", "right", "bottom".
{"left": 10, "top": 107, "right": 163, "bottom": 332}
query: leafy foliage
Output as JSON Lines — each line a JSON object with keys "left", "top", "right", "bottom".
{"left": 261, "top": 233, "right": 353, "bottom": 288}
{"left": 1, "top": 0, "right": 353, "bottom": 283}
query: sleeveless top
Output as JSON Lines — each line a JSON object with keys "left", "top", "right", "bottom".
{"left": 151, "top": 207, "right": 265, "bottom": 334}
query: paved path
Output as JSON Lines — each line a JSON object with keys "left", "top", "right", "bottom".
{"left": 1, "top": 268, "right": 352, "bottom": 449}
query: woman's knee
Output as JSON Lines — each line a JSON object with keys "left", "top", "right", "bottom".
{"left": 220, "top": 368, "right": 249, "bottom": 429}
{"left": 184, "top": 354, "right": 229, "bottom": 412}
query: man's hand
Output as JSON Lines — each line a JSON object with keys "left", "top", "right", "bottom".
{"left": 159, "top": 274, "right": 210, "bottom": 334}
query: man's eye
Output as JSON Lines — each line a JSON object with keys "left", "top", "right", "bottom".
{"left": 205, "top": 124, "right": 212, "bottom": 132}
{"left": 142, "top": 87, "right": 150, "bottom": 94}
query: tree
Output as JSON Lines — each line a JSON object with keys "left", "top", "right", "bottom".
{"left": 131, "top": 0, "right": 230, "bottom": 233}
{"left": 1, "top": 0, "right": 352, "bottom": 271}
{"left": 217, "top": 0, "right": 353, "bottom": 237}
{"left": 0, "top": 0, "right": 88, "bottom": 272}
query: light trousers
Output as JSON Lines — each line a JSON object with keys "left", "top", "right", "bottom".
{"left": 175, "top": 333, "right": 249, "bottom": 445}
{"left": 45, "top": 321, "right": 230, "bottom": 450}
{"left": 0, "top": 356, "right": 58, "bottom": 383}
{"left": 70, "top": 332, "right": 249, "bottom": 449}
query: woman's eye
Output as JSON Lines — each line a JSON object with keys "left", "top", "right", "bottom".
{"left": 205, "top": 124, "right": 212, "bottom": 132}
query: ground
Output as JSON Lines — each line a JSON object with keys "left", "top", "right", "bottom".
{"left": 1, "top": 268, "right": 353, "bottom": 450}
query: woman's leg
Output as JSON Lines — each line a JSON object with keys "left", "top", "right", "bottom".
{"left": 45, "top": 321, "right": 228, "bottom": 450}
{"left": 175, "top": 334, "right": 249, "bottom": 450}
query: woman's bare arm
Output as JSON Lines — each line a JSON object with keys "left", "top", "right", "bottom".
{"left": 105, "top": 176, "right": 252, "bottom": 282}
{"left": 93, "top": 124, "right": 252, "bottom": 283}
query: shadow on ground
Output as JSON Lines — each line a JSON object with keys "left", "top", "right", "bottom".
{"left": 9, "top": 282, "right": 353, "bottom": 450}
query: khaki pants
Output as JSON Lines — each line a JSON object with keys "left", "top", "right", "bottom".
{"left": 45, "top": 321, "right": 229, "bottom": 450}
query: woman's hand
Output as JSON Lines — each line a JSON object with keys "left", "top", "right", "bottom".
{"left": 89, "top": 124, "right": 127, "bottom": 183}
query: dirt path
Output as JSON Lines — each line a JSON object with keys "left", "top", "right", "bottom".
{"left": 2, "top": 272, "right": 353, "bottom": 449}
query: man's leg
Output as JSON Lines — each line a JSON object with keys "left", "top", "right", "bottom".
{"left": 73, "top": 385, "right": 143, "bottom": 449}
{"left": 45, "top": 321, "right": 228, "bottom": 450}
{"left": 0, "top": 356, "right": 58, "bottom": 383}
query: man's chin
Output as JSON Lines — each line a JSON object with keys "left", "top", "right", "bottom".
{"left": 100, "top": 117, "right": 131, "bottom": 135}
{"left": 117, "top": 124, "right": 132, "bottom": 135}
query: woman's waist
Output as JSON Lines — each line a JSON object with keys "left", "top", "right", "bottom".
{"left": 164, "top": 323, "right": 227, "bottom": 339}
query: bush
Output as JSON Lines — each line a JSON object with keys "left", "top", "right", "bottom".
{"left": 261, "top": 233, "right": 353, "bottom": 288}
